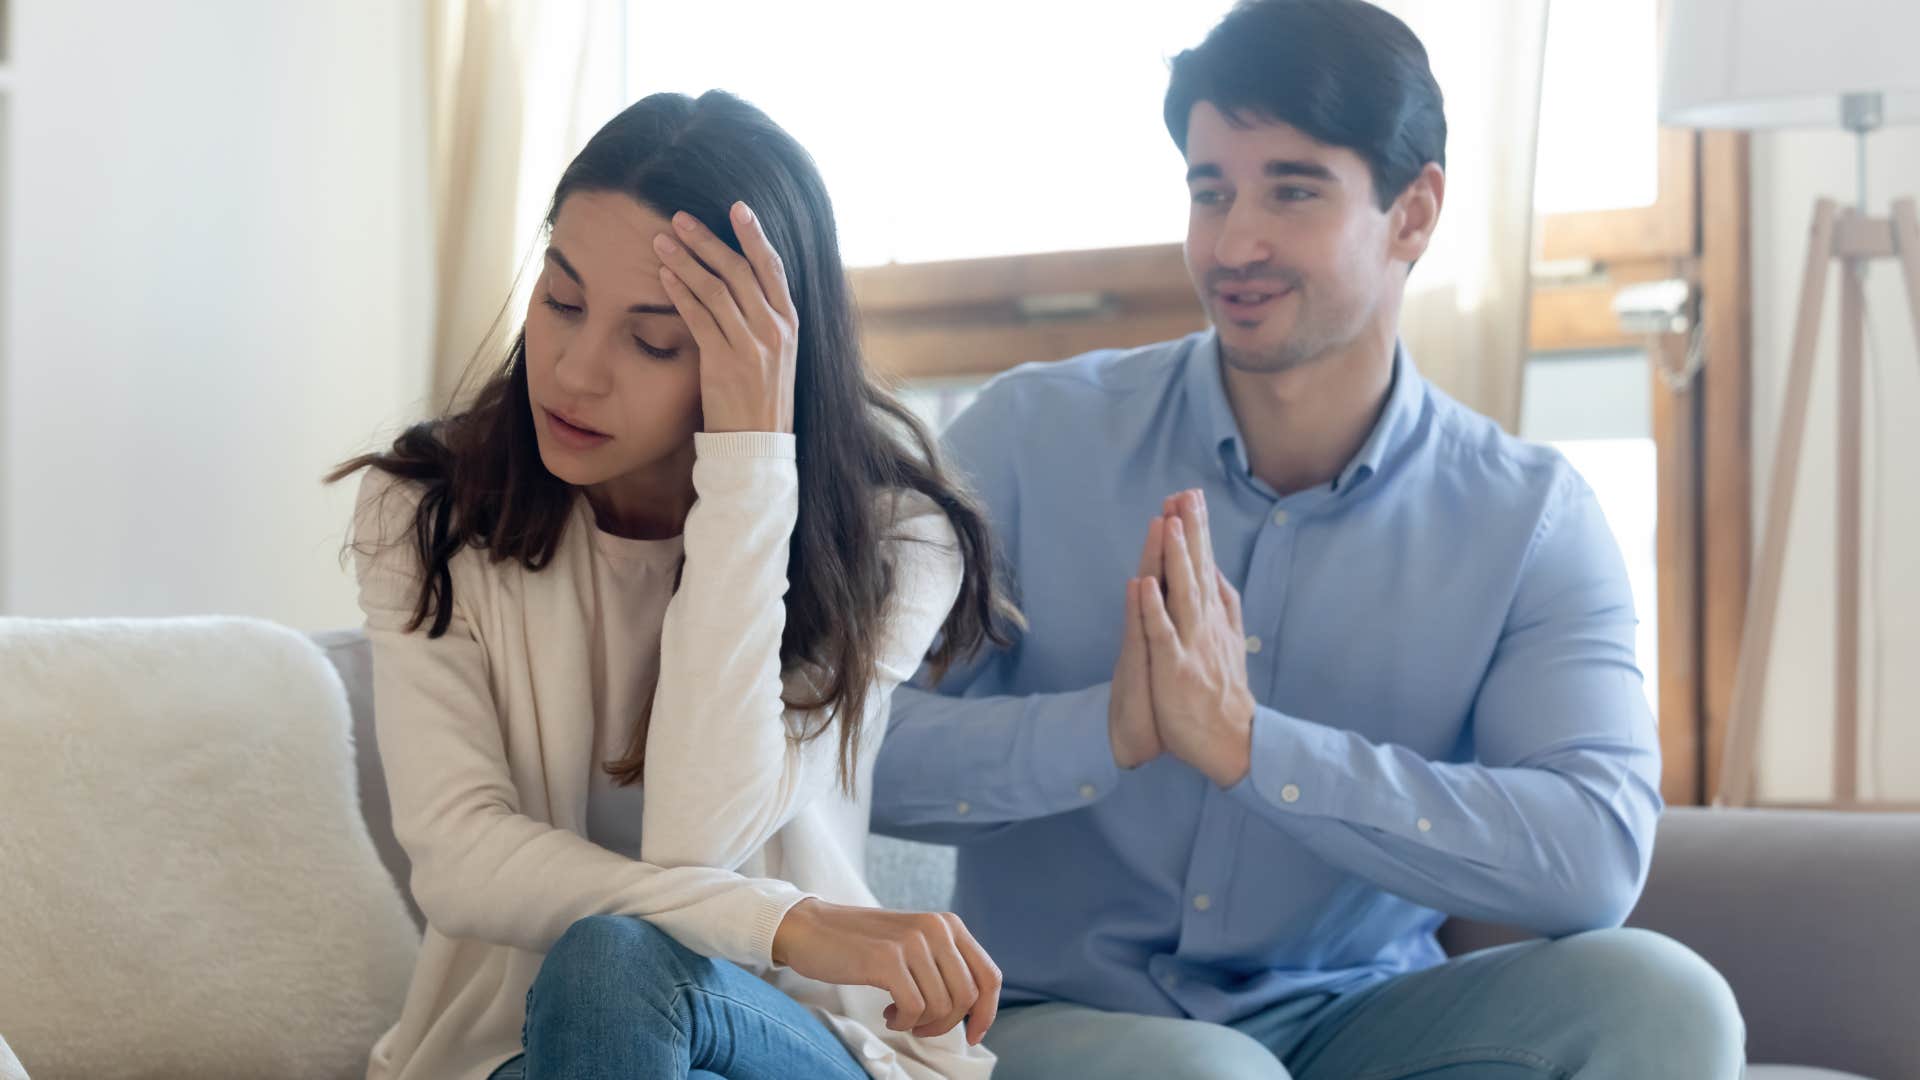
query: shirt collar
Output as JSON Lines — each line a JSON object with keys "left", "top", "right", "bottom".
{"left": 1183, "top": 332, "right": 1428, "bottom": 496}
{"left": 1335, "top": 341, "right": 1426, "bottom": 494}
{"left": 1183, "top": 331, "right": 1251, "bottom": 479}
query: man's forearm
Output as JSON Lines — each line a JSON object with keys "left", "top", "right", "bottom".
{"left": 872, "top": 683, "right": 1124, "bottom": 840}
{"left": 1228, "top": 706, "right": 1661, "bottom": 936}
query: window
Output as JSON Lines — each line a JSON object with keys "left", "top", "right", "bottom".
{"left": 1534, "top": 0, "right": 1660, "bottom": 215}
{"left": 626, "top": 0, "right": 1233, "bottom": 267}
{"left": 1520, "top": 351, "right": 1661, "bottom": 721}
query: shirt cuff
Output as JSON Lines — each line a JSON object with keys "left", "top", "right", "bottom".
{"left": 1025, "top": 682, "right": 1123, "bottom": 809}
{"left": 694, "top": 431, "right": 798, "bottom": 460}
{"left": 1225, "top": 704, "right": 1353, "bottom": 821}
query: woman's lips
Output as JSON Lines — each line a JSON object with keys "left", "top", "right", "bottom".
{"left": 543, "top": 407, "right": 611, "bottom": 449}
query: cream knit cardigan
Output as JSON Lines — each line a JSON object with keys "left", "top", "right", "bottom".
{"left": 353, "top": 432, "right": 994, "bottom": 1080}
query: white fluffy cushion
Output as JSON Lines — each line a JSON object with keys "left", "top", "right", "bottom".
{"left": 0, "top": 617, "right": 419, "bottom": 1079}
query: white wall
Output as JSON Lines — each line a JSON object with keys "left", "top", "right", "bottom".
{"left": 1749, "top": 126, "right": 1920, "bottom": 800}
{"left": 2, "top": 0, "right": 433, "bottom": 630}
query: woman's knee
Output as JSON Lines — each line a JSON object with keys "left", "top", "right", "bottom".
{"left": 533, "top": 915, "right": 704, "bottom": 1009}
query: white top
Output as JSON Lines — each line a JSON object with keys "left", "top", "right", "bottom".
{"left": 352, "top": 431, "right": 993, "bottom": 1080}
{"left": 579, "top": 527, "right": 680, "bottom": 860}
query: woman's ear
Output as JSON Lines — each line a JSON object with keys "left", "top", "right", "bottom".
{"left": 1388, "top": 162, "right": 1446, "bottom": 266}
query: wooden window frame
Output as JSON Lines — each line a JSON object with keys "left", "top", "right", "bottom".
{"left": 850, "top": 244, "right": 1205, "bottom": 382}
{"left": 1527, "top": 122, "right": 1752, "bottom": 808}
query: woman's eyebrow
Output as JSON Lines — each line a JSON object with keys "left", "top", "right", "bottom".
{"left": 544, "top": 247, "right": 583, "bottom": 284}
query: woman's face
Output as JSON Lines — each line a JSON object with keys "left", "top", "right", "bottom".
{"left": 524, "top": 191, "right": 704, "bottom": 489}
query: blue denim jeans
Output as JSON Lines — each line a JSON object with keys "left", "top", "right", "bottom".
{"left": 981, "top": 928, "right": 1745, "bottom": 1079}
{"left": 487, "top": 915, "right": 867, "bottom": 1080}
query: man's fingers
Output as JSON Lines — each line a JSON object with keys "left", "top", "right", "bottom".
{"left": 1216, "top": 568, "right": 1245, "bottom": 635}
{"left": 1137, "top": 515, "right": 1165, "bottom": 578}
{"left": 1139, "top": 574, "right": 1180, "bottom": 650}
{"left": 1191, "top": 491, "right": 1218, "bottom": 601}
{"left": 1163, "top": 517, "right": 1204, "bottom": 634}
{"left": 1121, "top": 578, "right": 1150, "bottom": 663}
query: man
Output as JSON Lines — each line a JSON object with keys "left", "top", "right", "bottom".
{"left": 872, "top": 1, "right": 1745, "bottom": 1077}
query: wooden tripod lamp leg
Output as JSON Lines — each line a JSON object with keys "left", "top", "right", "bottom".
{"left": 1718, "top": 200, "right": 1839, "bottom": 805}
{"left": 1895, "top": 200, "right": 1920, "bottom": 351}
{"left": 1835, "top": 234, "right": 1866, "bottom": 804}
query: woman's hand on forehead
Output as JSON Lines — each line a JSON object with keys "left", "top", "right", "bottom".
{"left": 651, "top": 202, "right": 798, "bottom": 435}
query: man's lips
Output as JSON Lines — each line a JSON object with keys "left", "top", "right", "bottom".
{"left": 1216, "top": 286, "right": 1291, "bottom": 303}
{"left": 1213, "top": 284, "right": 1296, "bottom": 319}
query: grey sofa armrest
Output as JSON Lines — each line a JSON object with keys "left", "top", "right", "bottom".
{"left": 1626, "top": 807, "right": 1919, "bottom": 1080}
{"left": 1445, "top": 807, "right": 1920, "bottom": 1080}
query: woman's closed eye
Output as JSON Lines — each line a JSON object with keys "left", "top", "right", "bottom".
{"left": 632, "top": 334, "right": 679, "bottom": 360}
{"left": 544, "top": 293, "right": 680, "bottom": 359}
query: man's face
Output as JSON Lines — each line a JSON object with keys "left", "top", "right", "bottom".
{"left": 1182, "top": 102, "right": 1413, "bottom": 375}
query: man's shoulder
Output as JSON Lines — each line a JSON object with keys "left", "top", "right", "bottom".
{"left": 968, "top": 333, "right": 1200, "bottom": 419}
{"left": 1419, "top": 381, "right": 1584, "bottom": 512}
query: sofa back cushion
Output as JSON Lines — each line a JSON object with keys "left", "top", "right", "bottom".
{"left": 0, "top": 618, "right": 418, "bottom": 1080}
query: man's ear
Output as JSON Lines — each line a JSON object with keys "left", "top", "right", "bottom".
{"left": 1388, "top": 163, "right": 1445, "bottom": 266}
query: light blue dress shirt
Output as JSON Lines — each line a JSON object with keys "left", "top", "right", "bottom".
{"left": 872, "top": 331, "right": 1662, "bottom": 1023}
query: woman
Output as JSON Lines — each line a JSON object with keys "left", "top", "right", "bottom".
{"left": 336, "top": 90, "right": 1012, "bottom": 1080}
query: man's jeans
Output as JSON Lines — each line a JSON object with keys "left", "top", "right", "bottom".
{"left": 984, "top": 928, "right": 1745, "bottom": 1079}
{"left": 488, "top": 915, "right": 867, "bottom": 1080}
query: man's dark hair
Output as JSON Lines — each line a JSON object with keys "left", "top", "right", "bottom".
{"left": 1164, "top": 0, "right": 1446, "bottom": 211}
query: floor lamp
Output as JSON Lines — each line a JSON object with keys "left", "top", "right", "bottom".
{"left": 1659, "top": 0, "right": 1920, "bottom": 808}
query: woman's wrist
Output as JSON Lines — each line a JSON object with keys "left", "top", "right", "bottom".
{"left": 770, "top": 896, "right": 824, "bottom": 966}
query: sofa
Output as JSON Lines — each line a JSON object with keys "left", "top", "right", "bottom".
{"left": 1, "top": 617, "right": 1914, "bottom": 1079}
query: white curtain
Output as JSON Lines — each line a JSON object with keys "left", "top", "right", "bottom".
{"left": 426, "top": 0, "right": 625, "bottom": 403}
{"left": 1383, "top": 0, "right": 1550, "bottom": 433}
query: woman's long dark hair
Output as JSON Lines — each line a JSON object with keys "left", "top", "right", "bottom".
{"left": 332, "top": 91, "right": 1016, "bottom": 791}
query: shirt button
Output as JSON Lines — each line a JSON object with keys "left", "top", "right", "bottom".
{"left": 1280, "top": 783, "right": 1302, "bottom": 803}
{"left": 1160, "top": 971, "right": 1182, "bottom": 990}
{"left": 1192, "top": 894, "right": 1212, "bottom": 911}
{"left": 1245, "top": 635, "right": 1263, "bottom": 654}
{"left": 1417, "top": 817, "right": 1433, "bottom": 833}
{"left": 1078, "top": 783, "right": 1098, "bottom": 799}
{"left": 1272, "top": 509, "right": 1290, "bottom": 527}
{"left": 955, "top": 801, "right": 971, "bottom": 816}
{"left": 863, "top": 1040, "right": 888, "bottom": 1061}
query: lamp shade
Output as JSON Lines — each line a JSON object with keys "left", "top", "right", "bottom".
{"left": 1660, "top": 0, "right": 1920, "bottom": 128}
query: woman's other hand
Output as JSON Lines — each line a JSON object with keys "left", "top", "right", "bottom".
{"left": 772, "top": 898, "right": 1003, "bottom": 1045}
